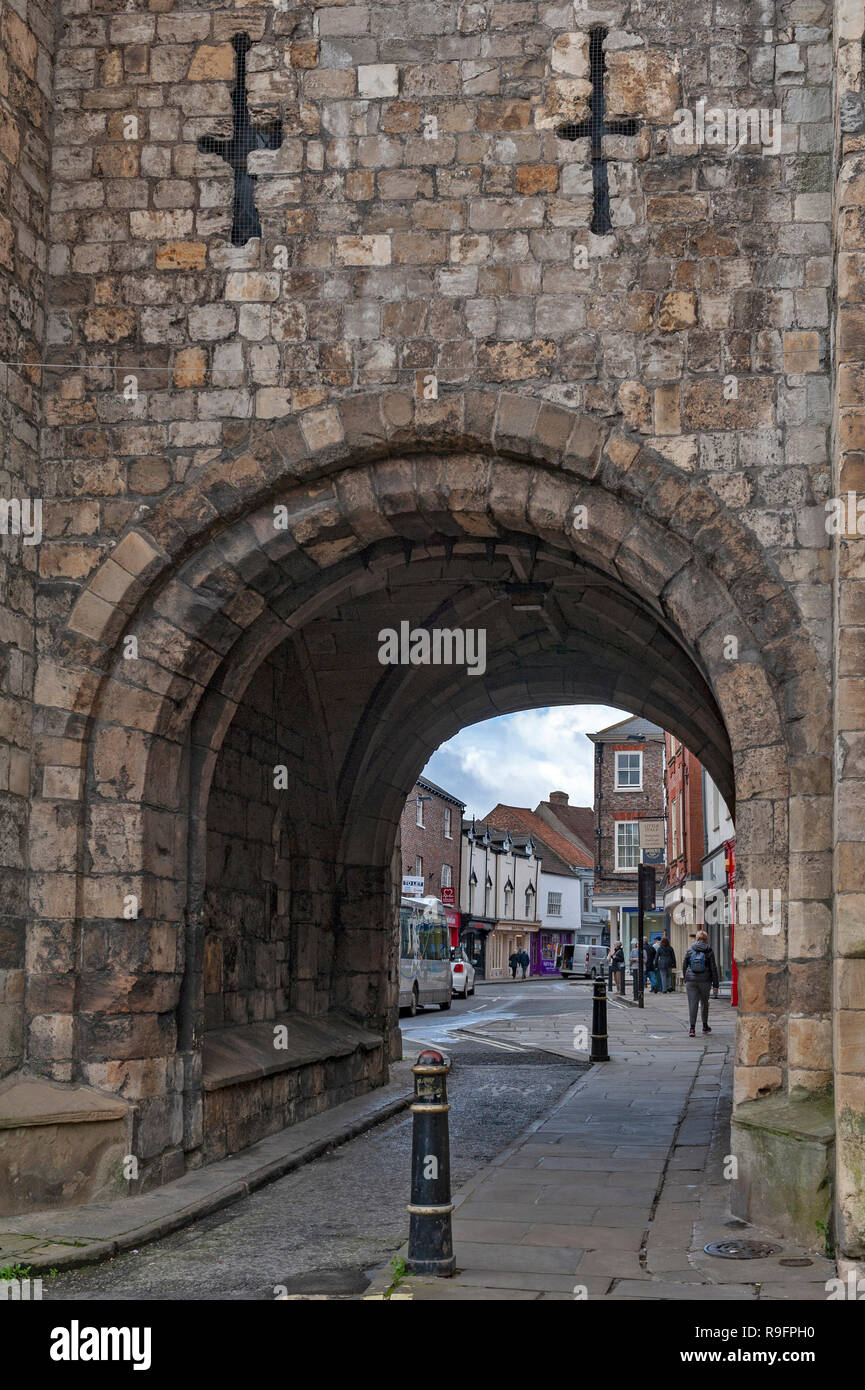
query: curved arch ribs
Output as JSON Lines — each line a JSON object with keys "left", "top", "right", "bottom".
{"left": 28, "top": 388, "right": 830, "bottom": 1177}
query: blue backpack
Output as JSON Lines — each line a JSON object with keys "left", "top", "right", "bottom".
{"left": 690, "top": 949, "right": 708, "bottom": 974}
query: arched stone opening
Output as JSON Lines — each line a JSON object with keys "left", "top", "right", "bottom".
{"left": 23, "top": 395, "right": 830, "bottom": 1218}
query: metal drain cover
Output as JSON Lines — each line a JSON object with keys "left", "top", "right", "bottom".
{"left": 704, "top": 1239, "right": 781, "bottom": 1259}
{"left": 779, "top": 1258, "right": 813, "bottom": 1268}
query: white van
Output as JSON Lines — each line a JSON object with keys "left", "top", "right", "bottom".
{"left": 559, "top": 944, "right": 608, "bottom": 979}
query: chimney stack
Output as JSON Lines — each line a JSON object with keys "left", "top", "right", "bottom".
{"left": 549, "top": 790, "right": 569, "bottom": 805}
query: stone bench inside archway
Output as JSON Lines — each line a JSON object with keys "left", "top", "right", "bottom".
{"left": 201, "top": 1012, "right": 388, "bottom": 1164}
{"left": 0, "top": 1076, "right": 130, "bottom": 1217}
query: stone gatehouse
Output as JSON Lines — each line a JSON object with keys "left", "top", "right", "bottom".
{"left": 0, "top": 0, "right": 862, "bottom": 1260}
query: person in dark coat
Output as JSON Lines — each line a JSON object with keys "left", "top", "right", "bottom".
{"left": 509, "top": 952, "right": 519, "bottom": 979}
{"left": 656, "top": 935, "right": 676, "bottom": 993}
{"left": 609, "top": 942, "right": 625, "bottom": 993}
{"left": 645, "top": 939, "right": 660, "bottom": 992}
{"left": 519, "top": 949, "right": 530, "bottom": 979}
{"left": 683, "top": 930, "right": 720, "bottom": 1035}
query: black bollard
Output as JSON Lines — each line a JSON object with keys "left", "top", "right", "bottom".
{"left": 590, "top": 975, "right": 610, "bottom": 1061}
{"left": 406, "top": 1048, "right": 456, "bottom": 1276}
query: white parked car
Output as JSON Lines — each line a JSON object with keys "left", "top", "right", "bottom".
{"left": 450, "top": 946, "right": 476, "bottom": 998}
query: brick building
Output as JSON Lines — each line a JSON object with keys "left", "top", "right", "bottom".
{"left": 663, "top": 733, "right": 706, "bottom": 983}
{"left": 0, "top": 0, "right": 861, "bottom": 1260}
{"left": 590, "top": 716, "right": 666, "bottom": 954}
{"left": 399, "top": 775, "right": 464, "bottom": 938}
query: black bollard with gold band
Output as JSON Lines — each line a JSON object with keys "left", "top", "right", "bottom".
{"left": 406, "top": 1048, "right": 456, "bottom": 1276}
{"left": 590, "top": 975, "right": 610, "bottom": 1062}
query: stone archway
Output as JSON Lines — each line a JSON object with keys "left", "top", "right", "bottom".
{"left": 22, "top": 389, "right": 832, "bottom": 1235}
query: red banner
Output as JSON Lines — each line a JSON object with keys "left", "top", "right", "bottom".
{"left": 726, "top": 838, "right": 737, "bottom": 1008}
{"left": 444, "top": 906, "right": 460, "bottom": 946}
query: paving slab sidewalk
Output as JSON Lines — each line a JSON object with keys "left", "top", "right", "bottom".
{"left": 0, "top": 1061, "right": 415, "bottom": 1271}
{"left": 367, "top": 992, "right": 836, "bottom": 1301}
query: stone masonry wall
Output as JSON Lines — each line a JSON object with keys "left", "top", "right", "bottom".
{"left": 2, "top": 0, "right": 851, "bottom": 1236}
{"left": 37, "top": 1, "right": 837, "bottom": 1114}
{"left": 202, "top": 1043, "right": 386, "bottom": 1164}
{"left": 204, "top": 638, "right": 337, "bottom": 1029}
{"left": 831, "top": 0, "right": 865, "bottom": 1262}
{"left": 38, "top": 3, "right": 838, "bottom": 1116}
{"left": 40, "top": 0, "right": 833, "bottom": 680}
{"left": 0, "top": 0, "right": 54, "bottom": 1076}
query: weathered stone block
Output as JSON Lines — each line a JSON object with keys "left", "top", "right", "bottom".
{"left": 335, "top": 234, "right": 392, "bottom": 265}
{"left": 358, "top": 64, "right": 399, "bottom": 98}
{"left": 732, "top": 1093, "right": 834, "bottom": 1250}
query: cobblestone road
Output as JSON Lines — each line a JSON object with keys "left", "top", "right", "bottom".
{"left": 45, "top": 988, "right": 587, "bottom": 1301}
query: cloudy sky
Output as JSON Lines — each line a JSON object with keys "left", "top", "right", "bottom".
{"left": 422, "top": 704, "right": 633, "bottom": 820}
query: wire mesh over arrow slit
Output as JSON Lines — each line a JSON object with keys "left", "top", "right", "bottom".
{"left": 197, "top": 33, "right": 284, "bottom": 245}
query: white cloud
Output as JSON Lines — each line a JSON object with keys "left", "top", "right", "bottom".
{"left": 423, "top": 704, "right": 632, "bottom": 820}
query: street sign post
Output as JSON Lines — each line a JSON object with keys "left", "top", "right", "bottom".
{"left": 637, "top": 864, "right": 656, "bottom": 1009}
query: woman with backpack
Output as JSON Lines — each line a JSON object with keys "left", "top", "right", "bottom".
{"left": 683, "top": 930, "right": 720, "bottom": 1036}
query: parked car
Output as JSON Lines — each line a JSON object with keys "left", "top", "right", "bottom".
{"left": 559, "top": 944, "right": 608, "bottom": 979}
{"left": 450, "top": 945, "right": 476, "bottom": 998}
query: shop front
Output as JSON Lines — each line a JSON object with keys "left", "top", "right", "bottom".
{"left": 532, "top": 930, "right": 575, "bottom": 975}
{"left": 486, "top": 924, "right": 538, "bottom": 978}
{"left": 459, "top": 918, "right": 493, "bottom": 978}
{"left": 621, "top": 907, "right": 666, "bottom": 958}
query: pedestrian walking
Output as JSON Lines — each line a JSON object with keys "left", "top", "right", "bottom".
{"left": 656, "top": 934, "right": 676, "bottom": 993}
{"left": 645, "top": 939, "right": 660, "bottom": 992}
{"left": 509, "top": 952, "right": 519, "bottom": 979}
{"left": 519, "top": 949, "right": 530, "bottom": 979}
{"left": 683, "top": 930, "right": 720, "bottom": 1036}
{"left": 610, "top": 941, "right": 625, "bottom": 993}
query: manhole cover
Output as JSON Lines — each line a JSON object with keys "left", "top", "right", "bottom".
{"left": 704, "top": 1240, "right": 781, "bottom": 1259}
{"left": 274, "top": 1267, "right": 370, "bottom": 1295}
{"left": 779, "top": 1258, "right": 813, "bottom": 1268}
